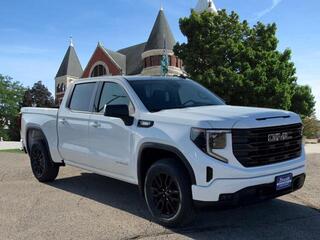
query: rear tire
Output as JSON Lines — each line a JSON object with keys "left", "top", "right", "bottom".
{"left": 144, "top": 158, "right": 194, "bottom": 227}
{"left": 30, "top": 141, "right": 59, "bottom": 182}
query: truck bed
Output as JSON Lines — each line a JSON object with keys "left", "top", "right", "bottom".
{"left": 21, "top": 107, "right": 62, "bottom": 163}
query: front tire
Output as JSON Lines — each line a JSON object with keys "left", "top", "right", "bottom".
{"left": 30, "top": 141, "right": 59, "bottom": 182}
{"left": 144, "top": 159, "right": 194, "bottom": 227}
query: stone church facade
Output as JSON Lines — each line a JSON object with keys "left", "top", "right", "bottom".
{"left": 55, "top": 0, "right": 217, "bottom": 103}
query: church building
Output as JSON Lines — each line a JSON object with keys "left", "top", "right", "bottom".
{"left": 55, "top": 0, "right": 217, "bottom": 103}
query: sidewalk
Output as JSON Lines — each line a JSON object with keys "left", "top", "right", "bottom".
{"left": 305, "top": 143, "right": 320, "bottom": 154}
{"left": 0, "top": 141, "right": 22, "bottom": 150}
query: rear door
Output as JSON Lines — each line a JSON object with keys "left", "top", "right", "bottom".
{"left": 58, "top": 82, "right": 97, "bottom": 166}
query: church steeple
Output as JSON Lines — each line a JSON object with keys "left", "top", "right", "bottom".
{"left": 56, "top": 39, "right": 83, "bottom": 78}
{"left": 141, "top": 8, "right": 184, "bottom": 76}
{"left": 194, "top": 0, "right": 217, "bottom": 14}
{"left": 144, "top": 8, "right": 176, "bottom": 52}
{"left": 55, "top": 39, "right": 83, "bottom": 104}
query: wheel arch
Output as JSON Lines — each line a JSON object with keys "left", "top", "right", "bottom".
{"left": 26, "top": 127, "right": 51, "bottom": 158}
{"left": 137, "top": 142, "right": 196, "bottom": 195}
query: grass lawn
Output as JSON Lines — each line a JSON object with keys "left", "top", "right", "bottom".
{"left": 0, "top": 149, "right": 24, "bottom": 154}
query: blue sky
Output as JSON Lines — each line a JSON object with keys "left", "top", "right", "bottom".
{"left": 0, "top": 0, "right": 319, "bottom": 118}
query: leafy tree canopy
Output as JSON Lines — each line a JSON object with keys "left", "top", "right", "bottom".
{"left": 0, "top": 74, "right": 25, "bottom": 140}
{"left": 303, "top": 114, "right": 320, "bottom": 139}
{"left": 290, "top": 84, "right": 315, "bottom": 118}
{"left": 174, "top": 10, "right": 315, "bottom": 117}
{"left": 22, "top": 81, "right": 54, "bottom": 108}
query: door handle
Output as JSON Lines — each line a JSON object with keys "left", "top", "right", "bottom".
{"left": 59, "top": 118, "right": 67, "bottom": 125}
{"left": 90, "top": 121, "right": 101, "bottom": 128}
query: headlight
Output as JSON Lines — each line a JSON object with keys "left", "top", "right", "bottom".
{"left": 191, "top": 128, "right": 230, "bottom": 163}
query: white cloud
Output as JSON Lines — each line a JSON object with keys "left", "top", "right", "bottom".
{"left": 255, "top": 0, "right": 283, "bottom": 19}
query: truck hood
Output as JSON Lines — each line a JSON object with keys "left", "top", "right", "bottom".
{"left": 147, "top": 105, "right": 301, "bottom": 129}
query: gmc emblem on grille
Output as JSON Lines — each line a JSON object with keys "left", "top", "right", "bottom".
{"left": 268, "top": 132, "right": 292, "bottom": 142}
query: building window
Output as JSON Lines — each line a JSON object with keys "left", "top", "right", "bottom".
{"left": 144, "top": 58, "right": 147, "bottom": 68}
{"left": 150, "top": 56, "right": 153, "bottom": 66}
{"left": 91, "top": 64, "right": 107, "bottom": 77}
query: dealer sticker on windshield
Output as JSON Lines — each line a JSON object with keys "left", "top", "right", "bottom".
{"left": 276, "top": 173, "right": 293, "bottom": 191}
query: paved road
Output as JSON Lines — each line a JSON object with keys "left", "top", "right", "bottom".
{"left": 0, "top": 151, "right": 319, "bottom": 240}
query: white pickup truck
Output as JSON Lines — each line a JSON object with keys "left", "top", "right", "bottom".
{"left": 21, "top": 76, "right": 306, "bottom": 227}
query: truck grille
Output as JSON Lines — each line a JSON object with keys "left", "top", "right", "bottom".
{"left": 232, "top": 124, "right": 303, "bottom": 167}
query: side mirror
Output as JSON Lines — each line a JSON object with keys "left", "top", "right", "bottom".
{"left": 104, "top": 104, "right": 134, "bottom": 126}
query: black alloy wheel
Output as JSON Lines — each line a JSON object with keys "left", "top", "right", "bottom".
{"left": 31, "top": 145, "right": 45, "bottom": 178}
{"left": 144, "top": 159, "right": 194, "bottom": 227}
{"left": 150, "top": 172, "right": 181, "bottom": 218}
{"left": 30, "top": 141, "right": 59, "bottom": 182}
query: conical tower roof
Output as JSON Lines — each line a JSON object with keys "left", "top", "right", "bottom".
{"left": 195, "top": 0, "right": 217, "bottom": 13}
{"left": 56, "top": 41, "right": 83, "bottom": 78}
{"left": 144, "top": 9, "right": 176, "bottom": 52}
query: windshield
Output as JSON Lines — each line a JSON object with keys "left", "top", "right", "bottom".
{"left": 129, "top": 79, "right": 225, "bottom": 112}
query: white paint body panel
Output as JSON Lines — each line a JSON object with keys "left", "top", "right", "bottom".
{"left": 21, "top": 76, "right": 306, "bottom": 202}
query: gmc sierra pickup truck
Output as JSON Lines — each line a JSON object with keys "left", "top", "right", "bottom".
{"left": 21, "top": 76, "right": 306, "bottom": 227}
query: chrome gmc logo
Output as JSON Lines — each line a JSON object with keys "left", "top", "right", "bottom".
{"left": 268, "top": 132, "right": 292, "bottom": 142}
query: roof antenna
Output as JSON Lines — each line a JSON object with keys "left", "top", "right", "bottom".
{"left": 69, "top": 36, "right": 74, "bottom": 47}
{"left": 160, "top": 0, "right": 163, "bottom": 10}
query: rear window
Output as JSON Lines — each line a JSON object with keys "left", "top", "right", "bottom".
{"left": 69, "top": 83, "right": 95, "bottom": 112}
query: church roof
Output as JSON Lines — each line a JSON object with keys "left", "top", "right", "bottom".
{"left": 118, "top": 42, "right": 147, "bottom": 75}
{"left": 144, "top": 9, "right": 176, "bottom": 52}
{"left": 194, "top": 0, "right": 217, "bottom": 13}
{"left": 56, "top": 44, "right": 83, "bottom": 78}
{"left": 102, "top": 47, "right": 126, "bottom": 73}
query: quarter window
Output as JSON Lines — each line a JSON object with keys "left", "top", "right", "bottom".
{"left": 69, "top": 83, "right": 96, "bottom": 112}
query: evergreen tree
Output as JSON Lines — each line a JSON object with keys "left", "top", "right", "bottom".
{"left": 22, "top": 81, "right": 55, "bottom": 108}
{"left": 174, "top": 10, "right": 315, "bottom": 116}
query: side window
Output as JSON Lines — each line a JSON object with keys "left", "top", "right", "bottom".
{"left": 69, "top": 83, "right": 96, "bottom": 112}
{"left": 97, "top": 82, "right": 132, "bottom": 113}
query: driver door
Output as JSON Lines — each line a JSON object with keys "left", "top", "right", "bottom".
{"left": 87, "top": 81, "right": 134, "bottom": 176}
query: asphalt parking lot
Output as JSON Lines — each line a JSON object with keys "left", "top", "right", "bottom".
{"left": 0, "top": 146, "right": 319, "bottom": 240}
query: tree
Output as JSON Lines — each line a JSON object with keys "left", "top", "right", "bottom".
{"left": 22, "top": 81, "right": 54, "bottom": 108}
{"left": 0, "top": 74, "right": 25, "bottom": 141}
{"left": 174, "top": 10, "right": 315, "bottom": 116}
{"left": 303, "top": 114, "right": 320, "bottom": 139}
{"left": 290, "top": 85, "right": 315, "bottom": 117}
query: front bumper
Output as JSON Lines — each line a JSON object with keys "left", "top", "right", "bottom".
{"left": 191, "top": 165, "right": 305, "bottom": 202}
{"left": 194, "top": 173, "right": 305, "bottom": 207}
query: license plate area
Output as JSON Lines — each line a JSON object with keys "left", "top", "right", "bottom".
{"left": 276, "top": 173, "right": 293, "bottom": 191}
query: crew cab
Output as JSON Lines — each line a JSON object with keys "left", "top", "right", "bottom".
{"left": 21, "top": 76, "right": 306, "bottom": 226}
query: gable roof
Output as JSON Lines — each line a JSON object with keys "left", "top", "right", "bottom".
{"left": 102, "top": 47, "right": 126, "bottom": 74}
{"left": 118, "top": 42, "right": 146, "bottom": 75}
{"left": 56, "top": 45, "right": 83, "bottom": 78}
{"left": 144, "top": 9, "right": 176, "bottom": 52}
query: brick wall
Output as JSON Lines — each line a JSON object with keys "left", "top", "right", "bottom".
{"left": 82, "top": 46, "right": 122, "bottom": 78}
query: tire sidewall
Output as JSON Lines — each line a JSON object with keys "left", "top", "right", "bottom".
{"left": 30, "top": 141, "right": 57, "bottom": 182}
{"left": 144, "top": 159, "right": 193, "bottom": 227}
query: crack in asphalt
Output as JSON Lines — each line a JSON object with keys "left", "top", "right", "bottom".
{"left": 0, "top": 172, "right": 7, "bottom": 182}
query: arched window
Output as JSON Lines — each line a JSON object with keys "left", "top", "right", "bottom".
{"left": 57, "top": 84, "right": 60, "bottom": 93}
{"left": 91, "top": 64, "right": 107, "bottom": 77}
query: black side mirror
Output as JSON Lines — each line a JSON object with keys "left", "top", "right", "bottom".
{"left": 104, "top": 104, "right": 134, "bottom": 126}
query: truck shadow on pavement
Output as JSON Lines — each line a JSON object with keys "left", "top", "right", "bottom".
{"left": 48, "top": 172, "right": 320, "bottom": 239}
